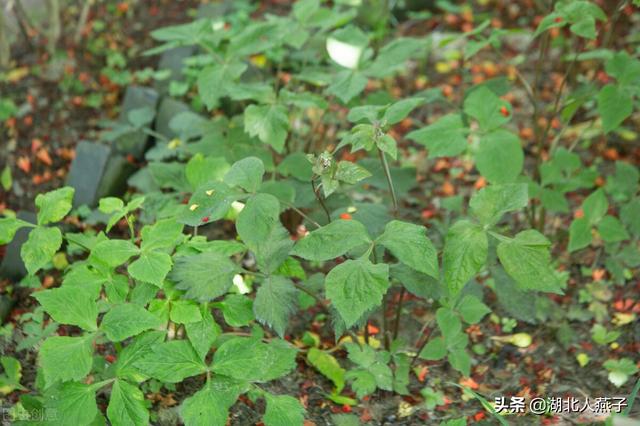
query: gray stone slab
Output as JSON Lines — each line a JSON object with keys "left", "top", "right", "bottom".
{"left": 66, "top": 141, "right": 135, "bottom": 208}
{"left": 155, "top": 46, "right": 196, "bottom": 95}
{"left": 154, "top": 97, "right": 191, "bottom": 141}
{"left": 115, "top": 86, "right": 159, "bottom": 158}
{"left": 0, "top": 211, "right": 36, "bottom": 281}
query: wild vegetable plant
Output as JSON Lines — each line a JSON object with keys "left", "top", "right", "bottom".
{"left": 1, "top": 0, "right": 639, "bottom": 424}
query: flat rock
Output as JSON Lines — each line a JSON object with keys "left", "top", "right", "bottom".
{"left": 154, "top": 97, "right": 191, "bottom": 141}
{"left": 155, "top": 46, "right": 196, "bottom": 95}
{"left": 66, "top": 141, "right": 134, "bottom": 207}
{"left": 115, "top": 86, "right": 159, "bottom": 158}
{"left": 0, "top": 211, "right": 36, "bottom": 280}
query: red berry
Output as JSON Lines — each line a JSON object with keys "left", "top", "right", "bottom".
{"left": 554, "top": 16, "right": 563, "bottom": 23}
{"left": 339, "top": 213, "right": 352, "bottom": 220}
{"left": 341, "top": 404, "right": 352, "bottom": 413}
{"left": 202, "top": 216, "right": 210, "bottom": 223}
{"left": 500, "top": 106, "right": 509, "bottom": 117}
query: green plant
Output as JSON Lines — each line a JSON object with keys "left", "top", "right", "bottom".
{"left": 2, "top": 0, "right": 639, "bottom": 423}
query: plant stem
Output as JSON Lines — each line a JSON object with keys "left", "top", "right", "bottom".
{"left": 411, "top": 319, "right": 434, "bottom": 367}
{"left": 392, "top": 287, "right": 405, "bottom": 341}
{"left": 280, "top": 200, "right": 321, "bottom": 229}
{"left": 311, "top": 178, "right": 331, "bottom": 223}
{"left": 377, "top": 149, "right": 398, "bottom": 216}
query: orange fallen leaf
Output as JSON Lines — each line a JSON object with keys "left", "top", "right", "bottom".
{"left": 36, "top": 148, "right": 53, "bottom": 165}
{"left": 17, "top": 157, "right": 31, "bottom": 173}
{"left": 460, "top": 377, "right": 479, "bottom": 389}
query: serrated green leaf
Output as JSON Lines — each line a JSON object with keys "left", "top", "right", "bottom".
{"left": 419, "top": 337, "right": 446, "bottom": 360}
{"left": 90, "top": 239, "right": 140, "bottom": 268}
{"left": 469, "top": 183, "right": 528, "bottom": 226}
{"left": 325, "top": 259, "right": 389, "bottom": 329}
{"left": 406, "top": 113, "right": 468, "bottom": 158}
{"left": 44, "top": 382, "right": 98, "bottom": 426}
{"left": 128, "top": 251, "right": 172, "bottom": 287}
{"left": 463, "top": 87, "right": 510, "bottom": 131}
{"left": 34, "top": 286, "right": 98, "bottom": 331}
{"left": 264, "top": 393, "right": 305, "bottom": 426}
{"left": 497, "top": 230, "right": 562, "bottom": 293}
{"left": 135, "top": 340, "right": 207, "bottom": 383}
{"left": 21, "top": 226, "right": 62, "bottom": 275}
{"left": 568, "top": 217, "right": 592, "bottom": 252}
{"left": 244, "top": 104, "right": 289, "bottom": 153}
{"left": 197, "top": 62, "right": 247, "bottom": 110}
{"left": 476, "top": 130, "right": 523, "bottom": 184}
{"left": 185, "top": 307, "right": 221, "bottom": 361}
{"left": 456, "top": 295, "right": 490, "bottom": 324}
{"left": 39, "top": 336, "right": 93, "bottom": 385}
{"left": 180, "top": 377, "right": 248, "bottom": 426}
{"left": 377, "top": 220, "right": 438, "bottom": 278}
{"left": 597, "top": 215, "right": 629, "bottom": 243}
{"left": 597, "top": 84, "right": 632, "bottom": 134}
{"left": 100, "top": 304, "right": 163, "bottom": 342}
{"left": 224, "top": 157, "right": 265, "bottom": 193}
{"left": 254, "top": 276, "right": 297, "bottom": 337}
{"left": 170, "top": 252, "right": 239, "bottom": 302}
{"left": 107, "top": 379, "right": 149, "bottom": 426}
{"left": 211, "top": 338, "right": 297, "bottom": 383}
{"left": 0, "top": 217, "right": 33, "bottom": 245}
{"left": 443, "top": 220, "right": 487, "bottom": 296}
{"left": 185, "top": 154, "right": 230, "bottom": 190}
{"left": 236, "top": 194, "right": 293, "bottom": 273}
{"left": 292, "top": 219, "right": 371, "bottom": 262}
{"left": 35, "top": 187, "right": 75, "bottom": 225}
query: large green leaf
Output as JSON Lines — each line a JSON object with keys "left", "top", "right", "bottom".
{"left": 406, "top": 114, "right": 468, "bottom": 158}
{"left": 475, "top": 130, "right": 523, "bottom": 184}
{"left": 263, "top": 393, "right": 305, "bottom": 426}
{"left": 128, "top": 251, "right": 172, "bottom": 287}
{"left": 236, "top": 194, "right": 293, "bottom": 273}
{"left": 100, "top": 303, "right": 163, "bottom": 342}
{"left": 185, "top": 154, "right": 230, "bottom": 190}
{"left": 44, "top": 382, "right": 99, "bottom": 426}
{"left": 185, "top": 307, "right": 221, "bottom": 361}
{"left": 325, "top": 259, "right": 389, "bottom": 329}
{"left": 497, "top": 230, "right": 562, "bottom": 293}
{"left": 21, "top": 226, "right": 62, "bottom": 275}
{"left": 180, "top": 377, "right": 248, "bottom": 426}
{"left": 197, "top": 62, "right": 247, "bottom": 109}
{"left": 107, "top": 379, "right": 149, "bottom": 426}
{"left": 224, "top": 157, "right": 265, "bottom": 193}
{"left": 115, "top": 331, "right": 165, "bottom": 381}
{"left": 597, "top": 84, "right": 633, "bottom": 134}
{"left": 568, "top": 217, "right": 592, "bottom": 252}
{"left": 326, "top": 70, "right": 368, "bottom": 104}
{"left": 244, "top": 104, "right": 289, "bottom": 153}
{"left": 254, "top": 276, "right": 298, "bottom": 337}
{"left": 0, "top": 217, "right": 33, "bottom": 245}
{"left": 377, "top": 220, "right": 438, "bottom": 278}
{"left": 469, "top": 183, "right": 528, "bottom": 226}
{"left": 89, "top": 239, "right": 140, "bottom": 268}
{"left": 211, "top": 337, "right": 297, "bottom": 382}
{"left": 582, "top": 188, "right": 608, "bottom": 225}
{"left": 170, "top": 252, "right": 239, "bottom": 301}
{"left": 33, "top": 286, "right": 98, "bottom": 331}
{"left": 443, "top": 220, "right": 487, "bottom": 296}
{"left": 39, "top": 336, "right": 93, "bottom": 385}
{"left": 291, "top": 219, "right": 371, "bottom": 262}
{"left": 135, "top": 340, "right": 207, "bottom": 383}
{"left": 35, "top": 187, "right": 74, "bottom": 225}
{"left": 463, "top": 86, "right": 510, "bottom": 131}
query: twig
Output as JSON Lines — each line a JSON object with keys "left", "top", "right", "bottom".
{"left": 74, "top": 0, "right": 94, "bottom": 43}
{"left": 392, "top": 287, "right": 405, "bottom": 341}
{"left": 280, "top": 200, "right": 321, "bottom": 229}
{"left": 377, "top": 149, "right": 398, "bottom": 216}
{"left": 311, "top": 177, "right": 331, "bottom": 223}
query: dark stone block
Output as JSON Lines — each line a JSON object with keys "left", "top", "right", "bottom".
{"left": 115, "top": 86, "right": 159, "bottom": 158}
{"left": 0, "top": 211, "right": 36, "bottom": 281}
{"left": 66, "top": 141, "right": 135, "bottom": 208}
{"left": 154, "top": 97, "right": 191, "bottom": 141}
{"left": 155, "top": 46, "right": 196, "bottom": 95}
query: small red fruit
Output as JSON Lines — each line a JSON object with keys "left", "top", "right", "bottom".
{"left": 341, "top": 404, "right": 352, "bottom": 413}
{"left": 202, "top": 216, "right": 210, "bottom": 223}
{"left": 500, "top": 106, "right": 509, "bottom": 117}
{"left": 339, "top": 213, "right": 352, "bottom": 220}
{"left": 554, "top": 16, "right": 563, "bottom": 23}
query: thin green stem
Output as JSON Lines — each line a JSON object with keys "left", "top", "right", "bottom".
{"left": 392, "top": 287, "right": 405, "bottom": 341}
{"left": 311, "top": 178, "right": 331, "bottom": 223}
{"left": 377, "top": 149, "right": 398, "bottom": 217}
